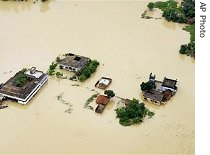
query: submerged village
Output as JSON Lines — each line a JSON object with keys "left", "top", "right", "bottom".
{"left": 0, "top": 51, "right": 179, "bottom": 126}
{"left": 0, "top": 0, "right": 195, "bottom": 127}
{"left": 0, "top": 0, "right": 195, "bottom": 154}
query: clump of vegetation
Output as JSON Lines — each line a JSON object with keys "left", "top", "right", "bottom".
{"left": 179, "top": 24, "right": 195, "bottom": 57}
{"left": 140, "top": 81, "right": 156, "bottom": 91}
{"left": 147, "top": 0, "right": 194, "bottom": 24}
{"left": 56, "top": 56, "right": 61, "bottom": 63}
{"left": 115, "top": 98, "right": 155, "bottom": 126}
{"left": 47, "top": 62, "right": 57, "bottom": 75}
{"left": 84, "top": 93, "right": 99, "bottom": 110}
{"left": 77, "top": 60, "right": 99, "bottom": 82}
{"left": 13, "top": 68, "right": 28, "bottom": 87}
{"left": 56, "top": 72, "right": 63, "bottom": 78}
{"left": 104, "top": 90, "right": 115, "bottom": 98}
{"left": 147, "top": 2, "right": 155, "bottom": 10}
{"left": 57, "top": 93, "right": 73, "bottom": 113}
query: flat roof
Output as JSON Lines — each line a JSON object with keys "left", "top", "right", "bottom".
{"left": 143, "top": 90, "right": 164, "bottom": 102}
{"left": 0, "top": 68, "right": 47, "bottom": 100}
{"left": 59, "top": 53, "right": 91, "bottom": 69}
{"left": 162, "top": 77, "right": 177, "bottom": 88}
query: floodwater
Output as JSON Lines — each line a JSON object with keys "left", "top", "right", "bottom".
{"left": 0, "top": 0, "right": 194, "bottom": 154}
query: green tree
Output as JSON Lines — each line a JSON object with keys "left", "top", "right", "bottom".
{"left": 115, "top": 98, "right": 154, "bottom": 126}
{"left": 140, "top": 81, "right": 156, "bottom": 91}
{"left": 147, "top": 2, "right": 155, "bottom": 10}
{"left": 14, "top": 70, "right": 28, "bottom": 87}
{"left": 104, "top": 90, "right": 115, "bottom": 98}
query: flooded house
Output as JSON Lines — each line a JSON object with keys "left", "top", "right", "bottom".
{"left": 95, "top": 95, "right": 110, "bottom": 113}
{"left": 160, "top": 77, "right": 177, "bottom": 93}
{"left": 142, "top": 73, "right": 178, "bottom": 105}
{"left": 0, "top": 67, "right": 48, "bottom": 105}
{"left": 59, "top": 53, "right": 91, "bottom": 72}
{"left": 95, "top": 77, "right": 112, "bottom": 90}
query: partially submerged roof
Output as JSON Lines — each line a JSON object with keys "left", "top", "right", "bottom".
{"left": 143, "top": 90, "right": 164, "bottom": 102}
{"left": 161, "top": 77, "right": 177, "bottom": 89}
{"left": 0, "top": 67, "right": 47, "bottom": 101}
{"left": 95, "top": 77, "right": 112, "bottom": 90}
{"left": 95, "top": 104, "right": 106, "bottom": 114}
{"left": 59, "top": 53, "right": 91, "bottom": 70}
{"left": 96, "top": 95, "right": 110, "bottom": 105}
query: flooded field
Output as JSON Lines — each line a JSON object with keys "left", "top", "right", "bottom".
{"left": 0, "top": 0, "right": 194, "bottom": 154}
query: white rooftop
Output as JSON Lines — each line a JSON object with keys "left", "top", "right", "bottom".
{"left": 25, "top": 70, "right": 43, "bottom": 79}
{"left": 99, "top": 78, "right": 110, "bottom": 85}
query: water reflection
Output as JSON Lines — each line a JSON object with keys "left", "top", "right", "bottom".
{"left": 0, "top": 0, "right": 54, "bottom": 12}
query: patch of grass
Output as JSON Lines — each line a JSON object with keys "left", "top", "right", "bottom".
{"left": 84, "top": 93, "right": 99, "bottom": 110}
{"left": 57, "top": 93, "right": 73, "bottom": 113}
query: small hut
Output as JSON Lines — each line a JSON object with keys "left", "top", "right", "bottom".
{"left": 95, "top": 77, "right": 112, "bottom": 90}
{"left": 95, "top": 95, "right": 110, "bottom": 113}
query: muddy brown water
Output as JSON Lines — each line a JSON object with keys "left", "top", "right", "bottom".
{"left": 0, "top": 0, "right": 194, "bottom": 154}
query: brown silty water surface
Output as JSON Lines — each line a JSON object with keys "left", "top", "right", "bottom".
{"left": 0, "top": 0, "right": 194, "bottom": 154}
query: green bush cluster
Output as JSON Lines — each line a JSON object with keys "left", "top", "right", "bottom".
{"left": 47, "top": 62, "right": 57, "bottom": 75}
{"left": 140, "top": 81, "right": 156, "bottom": 91}
{"left": 115, "top": 98, "right": 154, "bottom": 126}
{"left": 179, "top": 24, "right": 195, "bottom": 57}
{"left": 84, "top": 93, "right": 99, "bottom": 110}
{"left": 104, "top": 90, "right": 115, "bottom": 98}
{"left": 77, "top": 60, "right": 99, "bottom": 82}
{"left": 179, "top": 42, "right": 195, "bottom": 57}
{"left": 56, "top": 72, "right": 63, "bottom": 78}
{"left": 147, "top": 0, "right": 195, "bottom": 24}
{"left": 14, "top": 68, "right": 28, "bottom": 87}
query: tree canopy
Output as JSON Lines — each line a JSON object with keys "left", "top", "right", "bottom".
{"left": 115, "top": 98, "right": 154, "bottom": 126}
{"left": 104, "top": 90, "right": 115, "bottom": 98}
{"left": 140, "top": 81, "right": 156, "bottom": 91}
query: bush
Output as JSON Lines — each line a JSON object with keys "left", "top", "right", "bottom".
{"left": 77, "top": 60, "right": 99, "bottom": 82}
{"left": 115, "top": 98, "right": 154, "bottom": 126}
{"left": 147, "top": 2, "right": 155, "bottom": 10}
{"left": 47, "top": 62, "right": 57, "bottom": 75}
{"left": 14, "top": 69, "right": 28, "bottom": 87}
{"left": 104, "top": 90, "right": 115, "bottom": 98}
{"left": 140, "top": 81, "right": 156, "bottom": 91}
{"left": 56, "top": 57, "right": 61, "bottom": 63}
{"left": 56, "top": 72, "right": 63, "bottom": 78}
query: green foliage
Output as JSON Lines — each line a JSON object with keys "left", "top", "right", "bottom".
{"left": 47, "top": 62, "right": 57, "bottom": 75}
{"left": 14, "top": 69, "right": 28, "bottom": 87}
{"left": 148, "top": 0, "right": 194, "bottom": 24}
{"left": 179, "top": 42, "right": 195, "bottom": 57}
{"left": 180, "top": 24, "right": 195, "bottom": 57}
{"left": 84, "top": 93, "right": 99, "bottom": 110}
{"left": 104, "top": 90, "right": 115, "bottom": 98}
{"left": 56, "top": 72, "right": 63, "bottom": 78}
{"left": 140, "top": 81, "right": 156, "bottom": 91}
{"left": 147, "top": 2, "right": 155, "bottom": 10}
{"left": 77, "top": 60, "right": 99, "bottom": 82}
{"left": 182, "top": 0, "right": 195, "bottom": 18}
{"left": 183, "top": 24, "right": 195, "bottom": 43}
{"left": 56, "top": 56, "right": 61, "bottom": 63}
{"left": 115, "top": 98, "right": 154, "bottom": 126}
